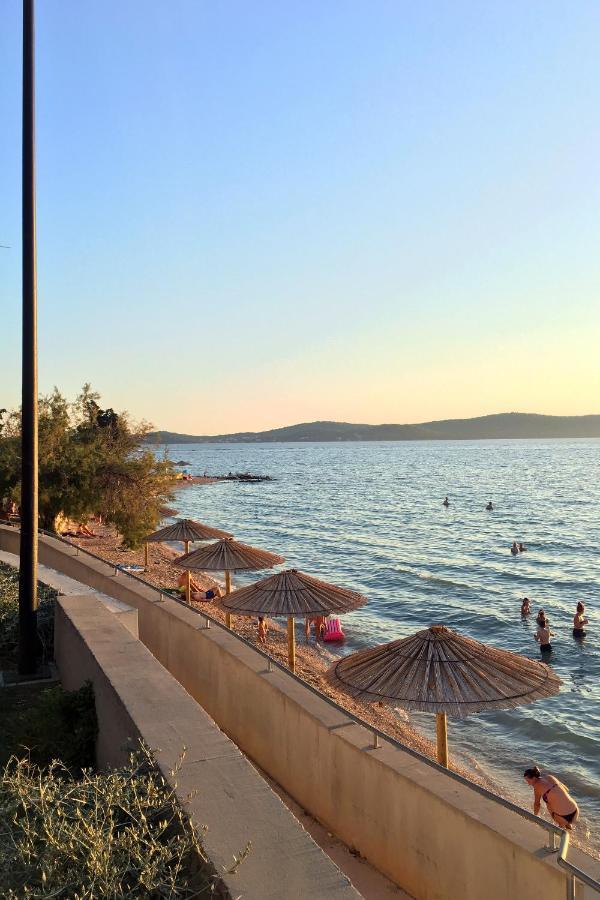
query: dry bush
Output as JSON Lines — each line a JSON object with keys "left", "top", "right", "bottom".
{"left": 0, "top": 744, "right": 218, "bottom": 899}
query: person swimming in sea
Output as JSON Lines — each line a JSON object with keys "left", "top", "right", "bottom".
{"left": 523, "top": 767, "right": 579, "bottom": 830}
{"left": 521, "top": 597, "right": 531, "bottom": 616}
{"left": 511, "top": 542, "right": 519, "bottom": 555}
{"left": 573, "top": 601, "right": 589, "bottom": 638}
{"left": 535, "top": 616, "right": 553, "bottom": 652}
{"left": 519, "top": 542, "right": 527, "bottom": 552}
{"left": 486, "top": 501, "right": 493, "bottom": 511}
{"left": 442, "top": 496, "right": 450, "bottom": 507}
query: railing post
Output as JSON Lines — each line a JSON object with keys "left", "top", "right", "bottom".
{"left": 566, "top": 872, "right": 575, "bottom": 900}
{"left": 372, "top": 731, "right": 379, "bottom": 749}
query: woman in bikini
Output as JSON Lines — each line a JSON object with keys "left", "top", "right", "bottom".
{"left": 573, "top": 601, "right": 589, "bottom": 638}
{"left": 523, "top": 767, "right": 579, "bottom": 829}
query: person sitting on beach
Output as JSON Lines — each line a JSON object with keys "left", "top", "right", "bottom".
{"left": 78, "top": 522, "right": 96, "bottom": 537}
{"left": 521, "top": 597, "right": 531, "bottom": 616}
{"left": 535, "top": 617, "right": 553, "bottom": 651}
{"left": 257, "top": 616, "right": 268, "bottom": 645}
{"left": 523, "top": 767, "right": 579, "bottom": 830}
{"left": 177, "top": 572, "right": 222, "bottom": 602}
{"left": 573, "top": 601, "right": 589, "bottom": 638}
{"left": 486, "top": 501, "right": 493, "bottom": 511}
{"left": 511, "top": 542, "right": 519, "bottom": 555}
{"left": 442, "top": 497, "right": 450, "bottom": 507}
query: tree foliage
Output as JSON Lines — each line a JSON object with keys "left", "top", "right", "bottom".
{"left": 0, "top": 386, "right": 174, "bottom": 547}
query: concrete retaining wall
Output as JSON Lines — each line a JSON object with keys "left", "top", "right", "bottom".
{"left": 3, "top": 526, "right": 598, "bottom": 900}
{"left": 54, "top": 594, "right": 359, "bottom": 900}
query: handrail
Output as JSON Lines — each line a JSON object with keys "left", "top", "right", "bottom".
{"left": 2, "top": 520, "right": 599, "bottom": 894}
{"left": 558, "top": 831, "right": 600, "bottom": 894}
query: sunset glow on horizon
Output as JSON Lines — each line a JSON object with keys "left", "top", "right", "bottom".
{"left": 2, "top": 1, "right": 599, "bottom": 432}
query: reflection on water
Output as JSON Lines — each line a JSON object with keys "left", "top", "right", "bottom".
{"left": 161, "top": 438, "right": 600, "bottom": 848}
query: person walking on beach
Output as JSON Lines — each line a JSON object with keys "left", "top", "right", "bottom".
{"left": 523, "top": 767, "right": 579, "bottom": 830}
{"left": 573, "top": 602, "right": 589, "bottom": 637}
{"left": 257, "top": 616, "right": 268, "bottom": 645}
{"left": 535, "top": 616, "right": 553, "bottom": 652}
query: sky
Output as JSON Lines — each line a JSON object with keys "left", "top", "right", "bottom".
{"left": 1, "top": 1, "right": 600, "bottom": 434}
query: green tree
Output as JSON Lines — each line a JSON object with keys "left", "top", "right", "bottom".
{"left": 0, "top": 386, "right": 174, "bottom": 547}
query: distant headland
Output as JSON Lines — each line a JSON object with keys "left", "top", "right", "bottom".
{"left": 147, "top": 413, "right": 600, "bottom": 444}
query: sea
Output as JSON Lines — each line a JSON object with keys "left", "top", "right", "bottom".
{"left": 159, "top": 439, "right": 600, "bottom": 848}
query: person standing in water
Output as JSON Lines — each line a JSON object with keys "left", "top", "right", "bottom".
{"left": 535, "top": 616, "right": 553, "bottom": 651}
{"left": 486, "top": 501, "right": 493, "bottom": 511}
{"left": 442, "top": 496, "right": 450, "bottom": 507}
{"left": 573, "top": 602, "right": 589, "bottom": 637}
{"left": 511, "top": 542, "right": 519, "bottom": 555}
{"left": 521, "top": 597, "right": 531, "bottom": 616}
{"left": 523, "top": 767, "right": 579, "bottom": 829}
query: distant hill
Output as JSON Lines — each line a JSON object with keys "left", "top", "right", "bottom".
{"left": 146, "top": 413, "right": 600, "bottom": 443}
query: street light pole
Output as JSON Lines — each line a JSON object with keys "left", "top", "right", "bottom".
{"left": 18, "top": 0, "right": 38, "bottom": 675}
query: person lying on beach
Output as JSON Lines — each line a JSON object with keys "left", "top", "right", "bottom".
{"left": 573, "top": 601, "right": 589, "bottom": 637}
{"left": 78, "top": 523, "right": 96, "bottom": 537}
{"left": 535, "top": 617, "right": 552, "bottom": 651}
{"left": 177, "top": 572, "right": 222, "bottom": 602}
{"left": 524, "top": 767, "right": 579, "bottom": 830}
{"left": 521, "top": 598, "right": 531, "bottom": 616}
{"left": 511, "top": 542, "right": 519, "bottom": 555}
{"left": 258, "top": 616, "right": 268, "bottom": 644}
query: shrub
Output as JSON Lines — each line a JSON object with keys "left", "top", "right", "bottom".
{"left": 0, "top": 563, "right": 55, "bottom": 667}
{"left": 17, "top": 681, "right": 98, "bottom": 774}
{"left": 0, "top": 745, "right": 215, "bottom": 898}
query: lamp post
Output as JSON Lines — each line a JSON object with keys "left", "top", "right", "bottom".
{"left": 18, "top": 0, "right": 39, "bottom": 675}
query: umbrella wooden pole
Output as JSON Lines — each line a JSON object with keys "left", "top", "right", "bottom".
{"left": 287, "top": 616, "right": 296, "bottom": 673}
{"left": 436, "top": 712, "right": 448, "bottom": 767}
{"left": 185, "top": 570, "right": 191, "bottom": 605}
{"left": 144, "top": 543, "right": 148, "bottom": 566}
{"left": 225, "top": 570, "right": 232, "bottom": 629}
{"left": 185, "top": 539, "right": 190, "bottom": 555}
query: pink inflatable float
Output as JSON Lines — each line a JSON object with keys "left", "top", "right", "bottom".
{"left": 323, "top": 617, "right": 345, "bottom": 642}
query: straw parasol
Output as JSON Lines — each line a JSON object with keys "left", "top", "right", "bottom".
{"left": 143, "top": 518, "right": 232, "bottom": 565}
{"left": 176, "top": 537, "right": 284, "bottom": 620}
{"left": 222, "top": 568, "right": 367, "bottom": 672}
{"left": 328, "top": 624, "right": 561, "bottom": 767}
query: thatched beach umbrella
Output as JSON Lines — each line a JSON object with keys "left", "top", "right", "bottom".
{"left": 143, "top": 518, "right": 232, "bottom": 565}
{"left": 222, "top": 569, "right": 367, "bottom": 673}
{"left": 176, "top": 538, "right": 284, "bottom": 621}
{"left": 328, "top": 624, "right": 561, "bottom": 767}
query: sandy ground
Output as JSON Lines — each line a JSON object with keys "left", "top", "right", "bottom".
{"left": 66, "top": 520, "right": 597, "bottom": 860}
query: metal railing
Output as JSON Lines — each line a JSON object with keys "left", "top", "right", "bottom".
{"left": 2, "top": 519, "right": 599, "bottom": 897}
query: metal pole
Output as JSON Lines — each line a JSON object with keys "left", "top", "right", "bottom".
{"left": 18, "top": 0, "right": 38, "bottom": 676}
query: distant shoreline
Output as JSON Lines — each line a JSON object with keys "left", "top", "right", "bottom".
{"left": 146, "top": 412, "right": 600, "bottom": 444}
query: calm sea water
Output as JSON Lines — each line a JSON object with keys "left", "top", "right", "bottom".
{"left": 162, "top": 439, "right": 600, "bottom": 845}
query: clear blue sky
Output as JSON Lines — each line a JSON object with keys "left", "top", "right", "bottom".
{"left": 1, "top": 1, "right": 599, "bottom": 432}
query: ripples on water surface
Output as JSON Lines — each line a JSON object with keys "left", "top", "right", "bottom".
{"left": 164, "top": 440, "right": 600, "bottom": 843}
